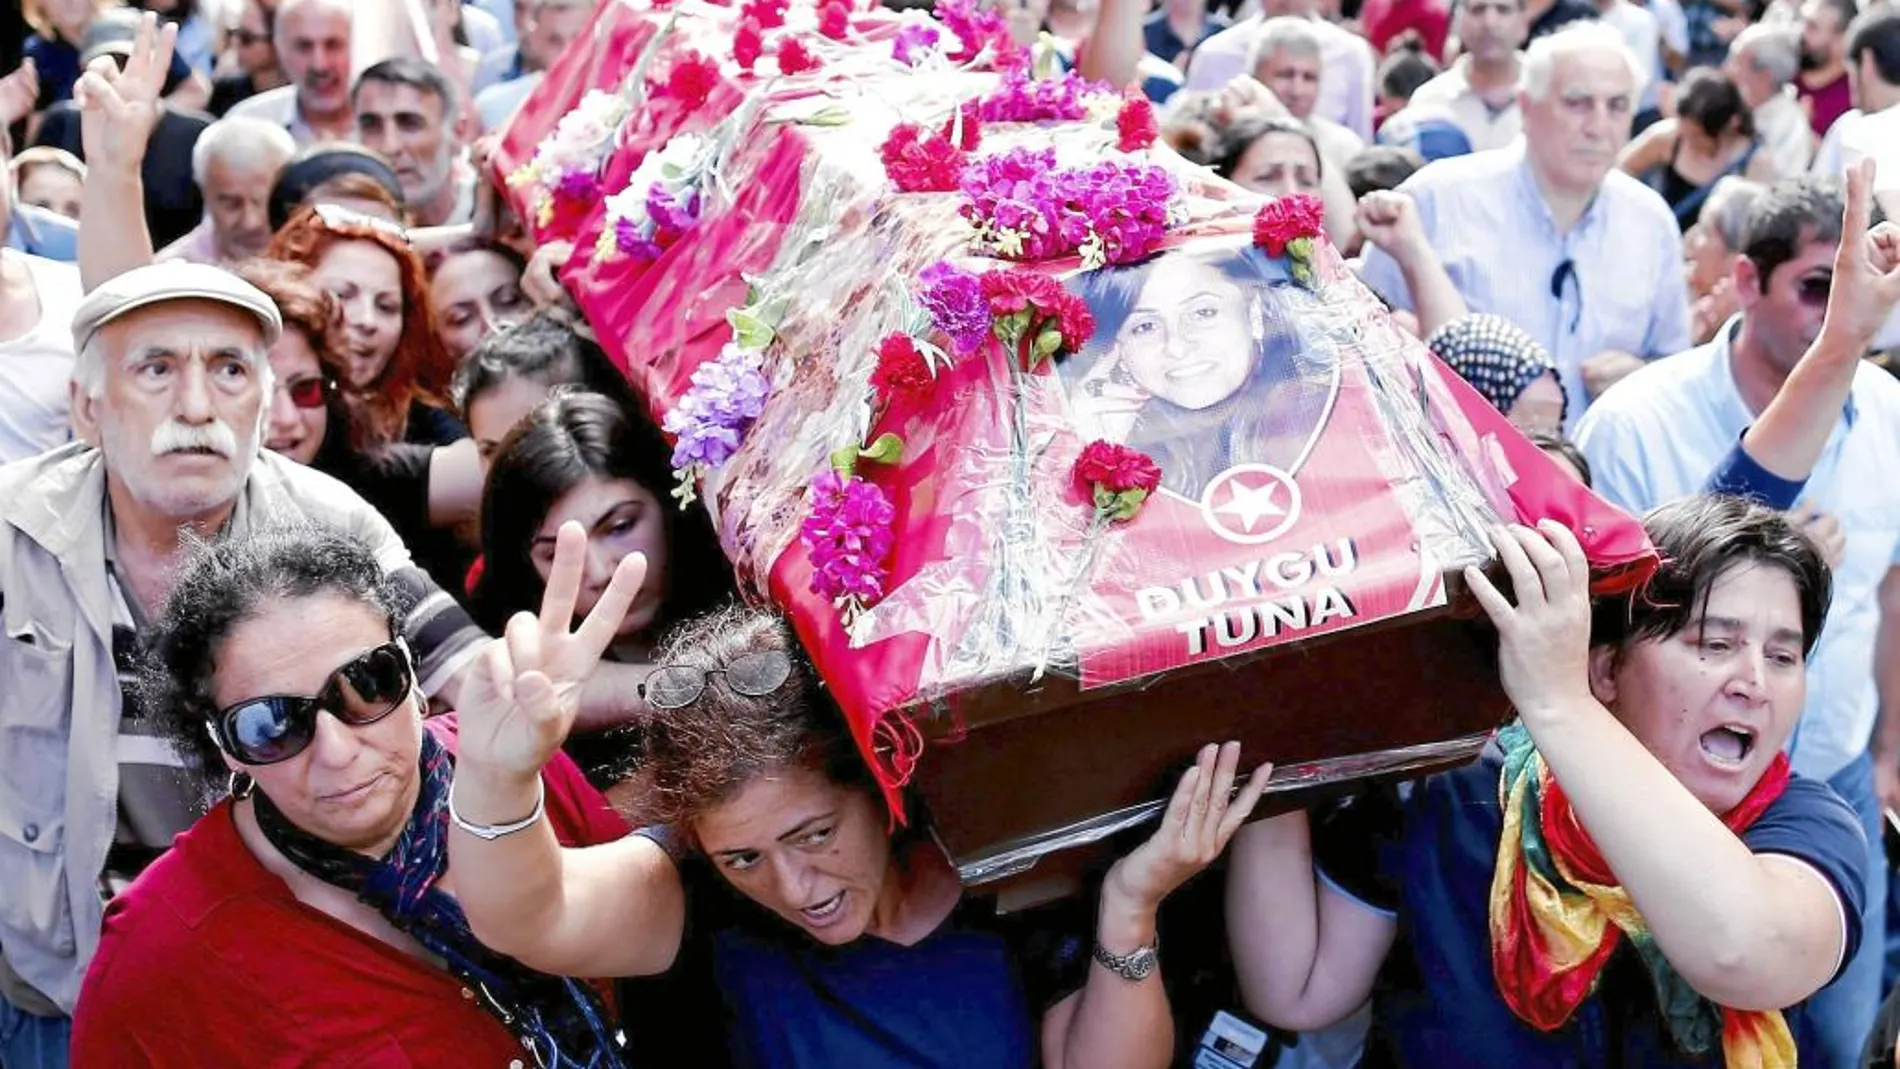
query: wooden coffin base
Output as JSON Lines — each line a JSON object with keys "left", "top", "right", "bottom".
{"left": 906, "top": 601, "right": 1510, "bottom": 901}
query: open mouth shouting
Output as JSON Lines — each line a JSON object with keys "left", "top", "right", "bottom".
{"left": 1699, "top": 724, "right": 1757, "bottom": 769}
{"left": 798, "top": 891, "right": 848, "bottom": 930}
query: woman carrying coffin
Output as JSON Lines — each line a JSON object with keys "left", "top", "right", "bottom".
{"left": 445, "top": 546, "right": 1268, "bottom": 1068}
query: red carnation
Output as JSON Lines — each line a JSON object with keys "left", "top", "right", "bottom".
{"left": 871, "top": 334, "right": 934, "bottom": 399}
{"left": 1050, "top": 290, "right": 1096, "bottom": 352}
{"left": 938, "top": 101, "right": 983, "bottom": 152}
{"left": 817, "top": 0, "right": 851, "bottom": 40}
{"left": 742, "top": 0, "right": 788, "bottom": 28}
{"left": 1115, "top": 91, "right": 1157, "bottom": 153}
{"left": 1252, "top": 194, "right": 1326, "bottom": 257}
{"left": 879, "top": 123, "right": 967, "bottom": 193}
{"left": 734, "top": 17, "right": 765, "bottom": 70}
{"left": 980, "top": 267, "right": 1065, "bottom": 317}
{"left": 664, "top": 50, "right": 720, "bottom": 109}
{"left": 777, "top": 35, "right": 822, "bottom": 74}
{"left": 1074, "top": 440, "right": 1162, "bottom": 496}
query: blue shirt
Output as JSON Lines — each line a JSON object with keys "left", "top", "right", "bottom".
{"left": 1359, "top": 146, "right": 1692, "bottom": 430}
{"left": 4, "top": 206, "right": 78, "bottom": 262}
{"left": 1575, "top": 319, "right": 1900, "bottom": 781}
{"left": 1317, "top": 745, "right": 1867, "bottom": 1069}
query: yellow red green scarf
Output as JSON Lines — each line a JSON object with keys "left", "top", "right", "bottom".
{"left": 1487, "top": 721, "right": 1795, "bottom": 1068}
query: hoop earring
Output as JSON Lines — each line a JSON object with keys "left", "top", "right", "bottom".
{"left": 229, "top": 770, "right": 256, "bottom": 800}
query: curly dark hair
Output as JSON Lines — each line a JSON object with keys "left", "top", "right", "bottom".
{"left": 141, "top": 526, "right": 414, "bottom": 790}
{"left": 639, "top": 606, "right": 873, "bottom": 834}
{"left": 450, "top": 310, "right": 643, "bottom": 422}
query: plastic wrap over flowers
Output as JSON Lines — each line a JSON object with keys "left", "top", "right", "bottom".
{"left": 507, "top": 89, "right": 630, "bottom": 228}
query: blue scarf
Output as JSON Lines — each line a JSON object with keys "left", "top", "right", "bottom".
{"left": 254, "top": 731, "right": 628, "bottom": 1069}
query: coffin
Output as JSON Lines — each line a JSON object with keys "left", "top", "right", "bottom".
{"left": 496, "top": 0, "right": 1657, "bottom": 888}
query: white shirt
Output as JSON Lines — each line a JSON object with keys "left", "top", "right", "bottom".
{"left": 1407, "top": 57, "right": 1525, "bottom": 152}
{"left": 225, "top": 85, "right": 323, "bottom": 147}
{"left": 0, "top": 251, "right": 82, "bottom": 464}
{"left": 1756, "top": 87, "right": 1815, "bottom": 178}
{"left": 1575, "top": 320, "right": 1900, "bottom": 782}
{"left": 1599, "top": 0, "right": 1663, "bottom": 111}
{"left": 1184, "top": 16, "right": 1377, "bottom": 140}
{"left": 1311, "top": 115, "right": 1366, "bottom": 168}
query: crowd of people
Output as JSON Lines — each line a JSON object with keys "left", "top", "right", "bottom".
{"left": 5, "top": 0, "right": 1900, "bottom": 1065}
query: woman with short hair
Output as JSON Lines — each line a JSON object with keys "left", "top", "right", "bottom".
{"left": 68, "top": 525, "right": 647, "bottom": 1067}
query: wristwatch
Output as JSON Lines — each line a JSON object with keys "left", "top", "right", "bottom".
{"left": 1093, "top": 935, "right": 1160, "bottom": 982}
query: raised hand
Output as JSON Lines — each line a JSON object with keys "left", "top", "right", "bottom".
{"left": 1463, "top": 521, "right": 1595, "bottom": 723}
{"left": 1354, "top": 191, "right": 1428, "bottom": 262}
{"left": 73, "top": 13, "right": 176, "bottom": 176}
{"left": 0, "top": 60, "right": 38, "bottom": 129}
{"left": 1824, "top": 157, "right": 1900, "bottom": 350}
{"left": 1106, "top": 742, "right": 1271, "bottom": 912}
{"left": 456, "top": 522, "right": 647, "bottom": 780}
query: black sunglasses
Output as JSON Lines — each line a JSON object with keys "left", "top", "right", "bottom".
{"left": 208, "top": 640, "right": 414, "bottom": 766}
{"left": 638, "top": 650, "right": 794, "bottom": 711}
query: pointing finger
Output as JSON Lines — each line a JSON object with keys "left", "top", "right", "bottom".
{"left": 1837, "top": 157, "right": 1873, "bottom": 277}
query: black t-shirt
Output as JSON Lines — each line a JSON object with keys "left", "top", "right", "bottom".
{"left": 34, "top": 102, "right": 209, "bottom": 248}
{"left": 208, "top": 73, "right": 261, "bottom": 117}
{"left": 1527, "top": 0, "right": 1598, "bottom": 40}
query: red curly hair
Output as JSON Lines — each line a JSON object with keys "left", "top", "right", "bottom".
{"left": 265, "top": 205, "right": 457, "bottom": 448}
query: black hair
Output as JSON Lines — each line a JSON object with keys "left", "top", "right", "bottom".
{"left": 141, "top": 526, "right": 414, "bottom": 792}
{"left": 1345, "top": 145, "right": 1425, "bottom": 200}
{"left": 1738, "top": 175, "right": 1882, "bottom": 291}
{"left": 268, "top": 143, "right": 406, "bottom": 232}
{"left": 1213, "top": 115, "right": 1324, "bottom": 184}
{"left": 1848, "top": 6, "right": 1900, "bottom": 86}
{"left": 639, "top": 605, "right": 874, "bottom": 833}
{"left": 451, "top": 310, "right": 641, "bottom": 422}
{"left": 1377, "top": 46, "right": 1439, "bottom": 103}
{"left": 1526, "top": 430, "right": 1593, "bottom": 488}
{"left": 352, "top": 55, "right": 461, "bottom": 118}
{"left": 471, "top": 391, "right": 737, "bottom": 638}
{"left": 1592, "top": 495, "right": 1830, "bottom": 655}
{"left": 1674, "top": 67, "right": 1754, "bottom": 140}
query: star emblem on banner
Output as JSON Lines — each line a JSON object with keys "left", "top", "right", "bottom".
{"left": 1198, "top": 464, "right": 1301, "bottom": 545}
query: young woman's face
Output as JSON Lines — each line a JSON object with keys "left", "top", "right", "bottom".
{"left": 264, "top": 328, "right": 330, "bottom": 466}
{"left": 694, "top": 764, "right": 895, "bottom": 946}
{"left": 312, "top": 239, "right": 405, "bottom": 389}
{"left": 1590, "top": 562, "right": 1809, "bottom": 816}
{"left": 530, "top": 475, "right": 669, "bottom": 640}
{"left": 212, "top": 594, "right": 424, "bottom": 858}
{"left": 430, "top": 250, "right": 529, "bottom": 364}
{"left": 1117, "top": 256, "right": 1257, "bottom": 410}
{"left": 1233, "top": 131, "right": 1323, "bottom": 200}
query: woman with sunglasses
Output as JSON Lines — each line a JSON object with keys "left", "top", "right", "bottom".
{"left": 447, "top": 552, "right": 1270, "bottom": 1069}
{"left": 68, "top": 525, "right": 658, "bottom": 1067}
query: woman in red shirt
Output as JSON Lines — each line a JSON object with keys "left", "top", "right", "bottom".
{"left": 68, "top": 526, "right": 648, "bottom": 1068}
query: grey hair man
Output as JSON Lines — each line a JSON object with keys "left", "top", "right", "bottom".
{"left": 1363, "top": 21, "right": 1689, "bottom": 422}
{"left": 226, "top": 0, "right": 356, "bottom": 146}
{"left": 1725, "top": 24, "right": 1814, "bottom": 178}
{"left": 1248, "top": 18, "right": 1366, "bottom": 166}
{"left": 157, "top": 116, "right": 298, "bottom": 267}
{"left": 0, "top": 263, "right": 493, "bottom": 1041}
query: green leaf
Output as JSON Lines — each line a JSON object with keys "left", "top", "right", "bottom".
{"left": 792, "top": 103, "right": 854, "bottom": 126}
{"left": 829, "top": 445, "right": 861, "bottom": 476}
{"left": 728, "top": 308, "right": 776, "bottom": 350}
{"left": 859, "top": 432, "right": 905, "bottom": 465}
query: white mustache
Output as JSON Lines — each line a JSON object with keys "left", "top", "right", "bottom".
{"left": 150, "top": 419, "right": 239, "bottom": 458}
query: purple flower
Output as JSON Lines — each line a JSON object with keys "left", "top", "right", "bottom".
{"left": 892, "top": 23, "right": 940, "bottom": 66}
{"left": 916, "top": 261, "right": 990, "bottom": 355}
{"left": 976, "top": 70, "right": 1112, "bottom": 123}
{"left": 663, "top": 345, "right": 771, "bottom": 472}
{"left": 647, "top": 186, "right": 699, "bottom": 241}
{"left": 801, "top": 470, "right": 898, "bottom": 604}
{"left": 959, "top": 149, "right": 1176, "bottom": 264}
{"left": 555, "top": 169, "right": 601, "bottom": 201}
{"left": 614, "top": 217, "right": 664, "bottom": 262}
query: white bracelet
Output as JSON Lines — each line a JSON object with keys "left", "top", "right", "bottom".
{"left": 448, "top": 778, "right": 546, "bottom": 841}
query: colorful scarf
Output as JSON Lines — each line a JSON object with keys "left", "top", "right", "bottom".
{"left": 1487, "top": 721, "right": 1795, "bottom": 1068}
{"left": 254, "top": 732, "right": 629, "bottom": 1069}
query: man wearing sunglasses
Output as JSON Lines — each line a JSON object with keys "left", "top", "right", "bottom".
{"left": 0, "top": 261, "right": 493, "bottom": 1057}
{"left": 1577, "top": 167, "right": 1900, "bottom": 1069}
